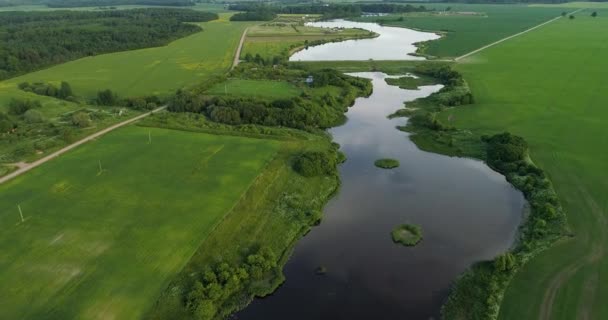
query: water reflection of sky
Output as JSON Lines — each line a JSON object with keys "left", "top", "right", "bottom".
{"left": 289, "top": 20, "right": 441, "bottom": 61}
{"left": 238, "top": 72, "right": 524, "bottom": 320}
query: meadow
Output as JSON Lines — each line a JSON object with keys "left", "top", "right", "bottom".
{"left": 447, "top": 11, "right": 608, "bottom": 319}
{"left": 0, "top": 125, "right": 279, "bottom": 319}
{"left": 242, "top": 16, "right": 372, "bottom": 60}
{"left": 206, "top": 79, "right": 302, "bottom": 99}
{"left": 0, "top": 13, "right": 251, "bottom": 107}
{"left": 356, "top": 4, "right": 565, "bottom": 58}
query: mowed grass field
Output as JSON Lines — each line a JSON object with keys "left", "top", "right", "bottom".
{"left": 356, "top": 4, "right": 565, "bottom": 58}
{"left": 0, "top": 13, "right": 251, "bottom": 111}
{"left": 207, "top": 79, "right": 302, "bottom": 99}
{"left": 0, "top": 125, "right": 279, "bottom": 319}
{"left": 448, "top": 11, "right": 608, "bottom": 319}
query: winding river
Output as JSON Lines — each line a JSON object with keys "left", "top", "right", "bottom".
{"left": 239, "top": 22, "right": 524, "bottom": 319}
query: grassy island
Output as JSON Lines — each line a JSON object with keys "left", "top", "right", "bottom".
{"left": 391, "top": 224, "right": 423, "bottom": 247}
{"left": 374, "top": 158, "right": 400, "bottom": 169}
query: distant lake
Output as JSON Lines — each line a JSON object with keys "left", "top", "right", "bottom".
{"left": 289, "top": 20, "right": 440, "bottom": 61}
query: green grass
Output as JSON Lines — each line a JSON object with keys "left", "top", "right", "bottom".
{"left": 242, "top": 21, "right": 372, "bottom": 60}
{"left": 207, "top": 79, "right": 302, "bottom": 99}
{"left": 138, "top": 114, "right": 341, "bottom": 318}
{"left": 0, "top": 14, "right": 250, "bottom": 104}
{"left": 0, "top": 125, "right": 279, "bottom": 320}
{"left": 385, "top": 75, "right": 435, "bottom": 89}
{"left": 374, "top": 158, "right": 400, "bottom": 169}
{"left": 447, "top": 11, "right": 608, "bottom": 319}
{"left": 391, "top": 224, "right": 422, "bottom": 246}
{"left": 356, "top": 4, "right": 566, "bottom": 58}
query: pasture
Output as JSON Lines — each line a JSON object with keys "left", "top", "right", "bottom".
{"left": 0, "top": 125, "right": 279, "bottom": 319}
{"left": 449, "top": 11, "right": 608, "bottom": 319}
{"left": 356, "top": 4, "right": 566, "bottom": 58}
{"left": 207, "top": 79, "right": 302, "bottom": 99}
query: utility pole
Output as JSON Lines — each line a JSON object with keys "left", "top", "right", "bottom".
{"left": 17, "top": 204, "right": 24, "bottom": 223}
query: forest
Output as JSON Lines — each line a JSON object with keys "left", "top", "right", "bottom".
{"left": 228, "top": 3, "right": 430, "bottom": 20}
{"left": 0, "top": 8, "right": 217, "bottom": 80}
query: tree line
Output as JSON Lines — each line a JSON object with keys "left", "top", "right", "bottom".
{"left": 168, "top": 68, "right": 372, "bottom": 130}
{"left": 228, "top": 3, "right": 429, "bottom": 20}
{"left": 0, "top": 8, "right": 217, "bottom": 80}
{"left": 46, "top": 0, "right": 195, "bottom": 8}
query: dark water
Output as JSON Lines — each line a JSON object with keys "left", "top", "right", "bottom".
{"left": 237, "top": 73, "right": 524, "bottom": 320}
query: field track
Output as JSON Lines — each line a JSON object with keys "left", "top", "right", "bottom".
{"left": 232, "top": 27, "right": 249, "bottom": 69}
{"left": 456, "top": 8, "right": 584, "bottom": 61}
{"left": 0, "top": 107, "right": 166, "bottom": 185}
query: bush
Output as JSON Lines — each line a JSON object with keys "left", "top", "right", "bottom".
{"left": 293, "top": 151, "right": 337, "bottom": 177}
{"left": 23, "top": 109, "right": 44, "bottom": 123}
{"left": 8, "top": 99, "right": 41, "bottom": 115}
{"left": 71, "top": 112, "right": 92, "bottom": 128}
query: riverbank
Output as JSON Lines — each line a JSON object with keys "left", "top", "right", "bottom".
{"left": 386, "top": 63, "right": 568, "bottom": 320}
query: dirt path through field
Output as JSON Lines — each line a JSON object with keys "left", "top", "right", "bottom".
{"left": 538, "top": 177, "right": 606, "bottom": 320}
{"left": 456, "top": 8, "right": 584, "bottom": 61}
{"left": 232, "top": 27, "right": 249, "bottom": 70}
{"left": 0, "top": 106, "right": 165, "bottom": 185}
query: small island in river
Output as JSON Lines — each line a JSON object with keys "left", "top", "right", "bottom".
{"left": 391, "top": 224, "right": 423, "bottom": 246}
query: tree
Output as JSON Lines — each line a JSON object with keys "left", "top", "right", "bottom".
{"left": 591, "top": 11, "right": 598, "bottom": 17}
{"left": 561, "top": 11, "right": 567, "bottom": 17}
{"left": 494, "top": 252, "right": 516, "bottom": 272}
{"left": 97, "top": 89, "right": 117, "bottom": 106}
{"left": 58, "top": 81, "right": 73, "bottom": 99}
{"left": 569, "top": 15, "right": 575, "bottom": 20}
{"left": 194, "top": 300, "right": 216, "bottom": 320}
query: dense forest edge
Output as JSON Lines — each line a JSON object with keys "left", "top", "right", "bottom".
{"left": 0, "top": 9, "right": 218, "bottom": 80}
{"left": 386, "top": 63, "right": 569, "bottom": 320}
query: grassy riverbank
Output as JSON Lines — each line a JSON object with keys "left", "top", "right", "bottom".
{"left": 389, "top": 11, "right": 608, "bottom": 320}
{"left": 453, "top": 14, "right": 608, "bottom": 320}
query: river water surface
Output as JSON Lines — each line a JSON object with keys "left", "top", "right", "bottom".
{"left": 238, "top": 22, "right": 524, "bottom": 320}
{"left": 289, "top": 20, "right": 441, "bottom": 61}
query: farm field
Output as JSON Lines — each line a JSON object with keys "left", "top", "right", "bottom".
{"left": 356, "top": 4, "right": 566, "bottom": 58}
{"left": 207, "top": 79, "right": 302, "bottom": 99}
{"left": 0, "top": 14, "right": 251, "bottom": 105}
{"left": 0, "top": 125, "right": 279, "bottom": 320}
{"left": 447, "top": 12, "right": 608, "bottom": 319}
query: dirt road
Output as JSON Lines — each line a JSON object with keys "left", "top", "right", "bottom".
{"left": 0, "top": 106, "right": 165, "bottom": 185}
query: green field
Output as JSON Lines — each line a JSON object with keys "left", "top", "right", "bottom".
{"left": 447, "top": 11, "right": 608, "bottom": 319}
{"left": 242, "top": 17, "right": 372, "bottom": 60}
{"left": 0, "top": 14, "right": 250, "bottom": 106}
{"left": 207, "top": 79, "right": 302, "bottom": 99}
{"left": 356, "top": 4, "right": 565, "bottom": 58}
{"left": 0, "top": 125, "right": 279, "bottom": 319}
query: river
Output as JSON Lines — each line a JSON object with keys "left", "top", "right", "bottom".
{"left": 237, "top": 21, "right": 524, "bottom": 320}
